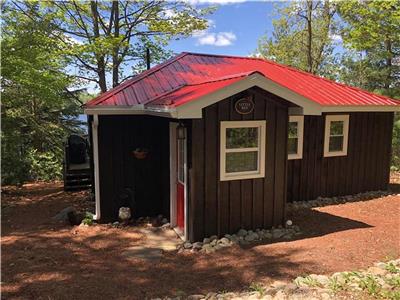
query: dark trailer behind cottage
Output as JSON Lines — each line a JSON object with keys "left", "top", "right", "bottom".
{"left": 84, "top": 52, "right": 400, "bottom": 242}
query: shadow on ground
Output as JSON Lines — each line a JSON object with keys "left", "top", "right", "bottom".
{"left": 2, "top": 182, "right": 398, "bottom": 300}
{"left": 243, "top": 208, "right": 373, "bottom": 250}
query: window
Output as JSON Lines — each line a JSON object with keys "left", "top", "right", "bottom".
{"left": 220, "top": 120, "right": 266, "bottom": 181}
{"left": 288, "top": 116, "right": 304, "bottom": 160}
{"left": 324, "top": 115, "right": 349, "bottom": 157}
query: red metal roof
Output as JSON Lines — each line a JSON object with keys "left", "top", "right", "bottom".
{"left": 85, "top": 52, "right": 400, "bottom": 108}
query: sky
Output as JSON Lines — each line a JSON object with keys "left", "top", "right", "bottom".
{"left": 167, "top": 1, "right": 278, "bottom": 57}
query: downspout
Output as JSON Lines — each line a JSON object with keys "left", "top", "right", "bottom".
{"left": 92, "top": 114, "right": 101, "bottom": 220}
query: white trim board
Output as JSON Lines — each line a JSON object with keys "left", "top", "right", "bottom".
{"left": 324, "top": 114, "right": 350, "bottom": 157}
{"left": 288, "top": 116, "right": 304, "bottom": 160}
{"left": 220, "top": 120, "right": 266, "bottom": 181}
{"left": 91, "top": 115, "right": 101, "bottom": 220}
{"left": 169, "top": 122, "right": 188, "bottom": 241}
{"left": 169, "top": 123, "right": 177, "bottom": 228}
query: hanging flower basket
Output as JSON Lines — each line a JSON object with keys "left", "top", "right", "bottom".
{"left": 132, "top": 148, "right": 148, "bottom": 159}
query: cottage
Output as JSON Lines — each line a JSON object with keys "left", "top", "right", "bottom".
{"left": 84, "top": 52, "right": 400, "bottom": 242}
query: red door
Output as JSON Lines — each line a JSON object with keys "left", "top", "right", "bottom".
{"left": 176, "top": 138, "right": 185, "bottom": 229}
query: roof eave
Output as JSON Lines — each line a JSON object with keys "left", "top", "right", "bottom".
{"left": 321, "top": 105, "right": 400, "bottom": 113}
{"left": 84, "top": 105, "right": 177, "bottom": 118}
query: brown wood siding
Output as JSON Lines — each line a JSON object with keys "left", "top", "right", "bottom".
{"left": 287, "top": 112, "right": 394, "bottom": 202}
{"left": 97, "top": 115, "right": 170, "bottom": 221}
{"left": 188, "top": 87, "right": 289, "bottom": 242}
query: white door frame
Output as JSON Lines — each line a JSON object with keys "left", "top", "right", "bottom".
{"left": 169, "top": 122, "right": 188, "bottom": 241}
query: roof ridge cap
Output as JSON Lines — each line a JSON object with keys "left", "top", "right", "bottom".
{"left": 146, "top": 72, "right": 256, "bottom": 105}
{"left": 184, "top": 51, "right": 266, "bottom": 62}
{"left": 187, "top": 71, "right": 259, "bottom": 86}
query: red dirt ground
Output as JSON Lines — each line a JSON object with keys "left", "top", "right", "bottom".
{"left": 2, "top": 182, "right": 400, "bottom": 300}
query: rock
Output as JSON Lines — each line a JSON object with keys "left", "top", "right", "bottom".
{"left": 309, "top": 274, "right": 329, "bottom": 286}
{"left": 237, "top": 229, "right": 248, "bottom": 237}
{"left": 187, "top": 295, "right": 205, "bottom": 300}
{"left": 52, "top": 206, "right": 75, "bottom": 222}
{"left": 368, "top": 266, "right": 387, "bottom": 276}
{"left": 161, "top": 218, "right": 168, "bottom": 224}
{"left": 224, "top": 234, "right": 232, "bottom": 239}
{"left": 283, "top": 233, "right": 293, "bottom": 240}
{"left": 272, "top": 229, "right": 285, "bottom": 239}
{"left": 210, "top": 239, "right": 217, "bottom": 246}
{"left": 203, "top": 237, "right": 211, "bottom": 244}
{"left": 213, "top": 244, "right": 223, "bottom": 251}
{"left": 219, "top": 237, "right": 230, "bottom": 245}
{"left": 161, "top": 222, "right": 170, "bottom": 229}
{"left": 68, "top": 211, "right": 85, "bottom": 226}
{"left": 118, "top": 207, "right": 131, "bottom": 221}
{"left": 192, "top": 242, "right": 203, "bottom": 250}
{"left": 245, "top": 234, "right": 256, "bottom": 242}
{"left": 112, "top": 221, "right": 120, "bottom": 226}
{"left": 263, "top": 232, "right": 273, "bottom": 239}
{"left": 293, "top": 225, "right": 300, "bottom": 232}
{"left": 183, "top": 242, "right": 193, "bottom": 249}
{"left": 271, "top": 280, "right": 287, "bottom": 289}
{"left": 205, "top": 292, "right": 217, "bottom": 299}
{"left": 320, "top": 292, "right": 331, "bottom": 300}
{"left": 230, "top": 235, "right": 239, "bottom": 244}
{"left": 284, "top": 283, "right": 298, "bottom": 293}
{"left": 210, "top": 235, "right": 218, "bottom": 242}
{"left": 202, "top": 244, "right": 215, "bottom": 254}
{"left": 286, "top": 220, "right": 293, "bottom": 226}
{"left": 274, "top": 290, "right": 287, "bottom": 300}
{"left": 375, "top": 262, "right": 387, "bottom": 269}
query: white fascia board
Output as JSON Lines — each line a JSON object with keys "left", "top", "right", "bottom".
{"left": 92, "top": 115, "right": 101, "bottom": 221}
{"left": 174, "top": 73, "right": 322, "bottom": 119}
{"left": 84, "top": 105, "right": 177, "bottom": 118}
{"left": 321, "top": 105, "right": 400, "bottom": 113}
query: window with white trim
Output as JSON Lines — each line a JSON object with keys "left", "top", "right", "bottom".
{"left": 324, "top": 115, "right": 349, "bottom": 157}
{"left": 288, "top": 116, "right": 304, "bottom": 160}
{"left": 220, "top": 120, "right": 266, "bottom": 181}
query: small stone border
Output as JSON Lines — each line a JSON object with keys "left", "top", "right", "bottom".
{"left": 177, "top": 225, "right": 302, "bottom": 253}
{"left": 155, "top": 258, "right": 400, "bottom": 299}
{"left": 287, "top": 190, "right": 396, "bottom": 212}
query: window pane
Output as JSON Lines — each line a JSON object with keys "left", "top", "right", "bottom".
{"left": 329, "top": 136, "right": 343, "bottom": 152}
{"left": 330, "top": 121, "right": 344, "bottom": 136}
{"left": 288, "top": 122, "right": 298, "bottom": 139}
{"left": 226, "top": 151, "right": 258, "bottom": 173}
{"left": 288, "top": 138, "right": 298, "bottom": 155}
{"left": 226, "top": 127, "right": 258, "bottom": 149}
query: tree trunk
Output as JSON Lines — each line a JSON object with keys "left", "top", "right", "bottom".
{"left": 91, "top": 1, "right": 107, "bottom": 93}
{"left": 112, "top": 0, "right": 119, "bottom": 88}
{"left": 306, "top": 0, "right": 313, "bottom": 73}
{"left": 384, "top": 39, "right": 392, "bottom": 89}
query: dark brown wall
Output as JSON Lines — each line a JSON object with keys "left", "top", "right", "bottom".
{"left": 287, "top": 112, "right": 394, "bottom": 202}
{"left": 97, "top": 115, "right": 170, "bottom": 221}
{"left": 189, "top": 87, "right": 290, "bottom": 242}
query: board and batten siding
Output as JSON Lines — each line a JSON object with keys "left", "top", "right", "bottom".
{"left": 188, "top": 87, "right": 290, "bottom": 242}
{"left": 287, "top": 112, "right": 394, "bottom": 202}
{"left": 97, "top": 115, "right": 170, "bottom": 221}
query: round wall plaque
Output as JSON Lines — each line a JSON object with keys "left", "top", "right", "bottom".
{"left": 234, "top": 96, "right": 254, "bottom": 114}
